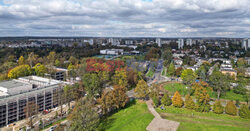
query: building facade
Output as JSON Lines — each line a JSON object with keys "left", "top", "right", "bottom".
{"left": 0, "top": 76, "right": 66, "bottom": 127}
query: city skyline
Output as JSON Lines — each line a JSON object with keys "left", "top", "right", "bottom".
{"left": 0, "top": 0, "right": 250, "bottom": 37}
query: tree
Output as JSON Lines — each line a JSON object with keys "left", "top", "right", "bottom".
{"left": 172, "top": 91, "right": 183, "bottom": 108}
{"left": 152, "top": 96, "right": 159, "bottom": 107}
{"left": 239, "top": 104, "right": 250, "bottom": 119}
{"left": 8, "top": 65, "right": 32, "bottom": 79}
{"left": 175, "top": 67, "right": 183, "bottom": 77}
{"left": 181, "top": 69, "right": 197, "bottom": 86}
{"left": 196, "top": 65, "right": 207, "bottom": 81}
{"left": 184, "top": 95, "right": 195, "bottom": 110}
{"left": 69, "top": 56, "right": 78, "bottom": 65}
{"left": 69, "top": 98, "right": 99, "bottom": 131}
{"left": 34, "top": 63, "right": 47, "bottom": 76}
{"left": 55, "top": 59, "right": 61, "bottom": 67}
{"left": 27, "top": 52, "right": 38, "bottom": 67}
{"left": 233, "top": 83, "right": 247, "bottom": 95}
{"left": 167, "top": 62, "right": 175, "bottom": 77}
{"left": 47, "top": 51, "right": 56, "bottom": 65}
{"left": 213, "top": 100, "right": 224, "bottom": 114}
{"left": 113, "top": 70, "right": 128, "bottom": 87}
{"left": 225, "top": 101, "right": 237, "bottom": 116}
{"left": 146, "top": 47, "right": 161, "bottom": 61}
{"left": 162, "top": 48, "right": 172, "bottom": 66}
{"left": 161, "top": 93, "right": 172, "bottom": 106}
{"left": 236, "top": 58, "right": 246, "bottom": 68}
{"left": 18, "top": 56, "right": 25, "bottom": 65}
{"left": 82, "top": 73, "right": 101, "bottom": 98}
{"left": 24, "top": 101, "right": 39, "bottom": 128}
{"left": 134, "top": 79, "right": 149, "bottom": 99}
{"left": 98, "top": 89, "right": 114, "bottom": 115}
{"left": 112, "top": 85, "right": 128, "bottom": 109}
{"left": 193, "top": 83, "right": 210, "bottom": 112}
{"left": 64, "top": 85, "right": 74, "bottom": 111}
{"left": 209, "top": 71, "right": 230, "bottom": 99}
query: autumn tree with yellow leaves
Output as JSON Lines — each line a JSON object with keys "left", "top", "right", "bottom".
{"left": 172, "top": 91, "right": 184, "bottom": 108}
{"left": 193, "top": 83, "right": 211, "bottom": 112}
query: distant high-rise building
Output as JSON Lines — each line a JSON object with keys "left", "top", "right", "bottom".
{"left": 248, "top": 39, "right": 250, "bottom": 48}
{"left": 125, "top": 40, "right": 133, "bottom": 45}
{"left": 242, "top": 38, "right": 248, "bottom": 51}
{"left": 177, "top": 39, "right": 184, "bottom": 49}
{"left": 108, "top": 38, "right": 120, "bottom": 45}
{"left": 186, "top": 39, "right": 192, "bottom": 46}
{"left": 156, "top": 38, "right": 162, "bottom": 47}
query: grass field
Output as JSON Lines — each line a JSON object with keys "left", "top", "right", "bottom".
{"left": 163, "top": 83, "right": 247, "bottom": 102}
{"left": 209, "top": 90, "right": 247, "bottom": 102}
{"left": 163, "top": 83, "right": 188, "bottom": 96}
{"left": 146, "top": 68, "right": 154, "bottom": 77}
{"left": 98, "top": 101, "right": 154, "bottom": 131}
{"left": 156, "top": 106, "right": 250, "bottom": 131}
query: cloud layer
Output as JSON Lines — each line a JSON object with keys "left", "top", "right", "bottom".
{"left": 0, "top": 0, "right": 250, "bottom": 37}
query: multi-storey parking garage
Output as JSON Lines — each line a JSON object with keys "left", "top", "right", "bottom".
{"left": 0, "top": 76, "right": 66, "bottom": 127}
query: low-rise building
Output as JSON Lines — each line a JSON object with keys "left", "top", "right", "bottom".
{"left": 0, "top": 76, "right": 66, "bottom": 127}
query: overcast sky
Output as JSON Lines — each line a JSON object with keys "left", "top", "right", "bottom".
{"left": 0, "top": 0, "right": 250, "bottom": 37}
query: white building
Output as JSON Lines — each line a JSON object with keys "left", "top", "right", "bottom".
{"left": 156, "top": 38, "right": 162, "bottom": 47}
{"left": 100, "top": 49, "right": 124, "bottom": 55}
{"left": 177, "top": 39, "right": 184, "bottom": 49}
{"left": 242, "top": 38, "right": 249, "bottom": 51}
{"left": 186, "top": 39, "right": 192, "bottom": 46}
{"left": 84, "top": 39, "right": 94, "bottom": 45}
{"left": 125, "top": 40, "right": 133, "bottom": 45}
{"left": 108, "top": 38, "right": 120, "bottom": 45}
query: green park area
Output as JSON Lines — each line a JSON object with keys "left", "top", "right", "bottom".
{"left": 156, "top": 106, "right": 250, "bottom": 131}
{"left": 146, "top": 68, "right": 154, "bottom": 77}
{"left": 98, "top": 101, "right": 154, "bottom": 131}
{"left": 163, "top": 83, "right": 188, "bottom": 96}
{"left": 163, "top": 83, "right": 248, "bottom": 102}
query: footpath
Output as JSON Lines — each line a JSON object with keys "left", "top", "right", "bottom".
{"left": 146, "top": 100, "right": 180, "bottom": 131}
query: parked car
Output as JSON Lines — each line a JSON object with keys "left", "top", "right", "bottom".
{"left": 49, "top": 125, "right": 57, "bottom": 131}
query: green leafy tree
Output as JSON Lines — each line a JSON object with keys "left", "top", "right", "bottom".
{"left": 239, "top": 104, "right": 250, "bottom": 119}
{"left": 113, "top": 70, "right": 128, "bottom": 87}
{"left": 69, "top": 98, "right": 99, "bottom": 131}
{"left": 213, "top": 100, "right": 224, "bottom": 114}
{"left": 181, "top": 69, "right": 197, "bottom": 86}
{"left": 184, "top": 95, "right": 195, "bottom": 110}
{"left": 225, "top": 101, "right": 237, "bottom": 116}
{"left": 82, "top": 73, "right": 101, "bottom": 98}
{"left": 162, "top": 48, "right": 172, "bottom": 66}
{"left": 134, "top": 79, "right": 149, "bottom": 99}
{"left": 34, "top": 63, "right": 47, "bottom": 76}
{"left": 209, "top": 71, "right": 230, "bottom": 99}
{"left": 167, "top": 62, "right": 175, "bottom": 77}
{"left": 152, "top": 96, "right": 159, "bottom": 107}
{"left": 8, "top": 65, "right": 32, "bottom": 79}
{"left": 172, "top": 91, "right": 183, "bottom": 108}
{"left": 161, "top": 93, "right": 172, "bottom": 106}
{"left": 98, "top": 89, "right": 114, "bottom": 115}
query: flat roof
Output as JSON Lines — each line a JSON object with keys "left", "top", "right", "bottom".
{"left": 0, "top": 80, "right": 29, "bottom": 89}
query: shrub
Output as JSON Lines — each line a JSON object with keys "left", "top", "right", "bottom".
{"left": 152, "top": 96, "right": 159, "bottom": 107}
{"left": 235, "top": 99, "right": 240, "bottom": 107}
{"left": 233, "top": 84, "right": 247, "bottom": 95}
{"left": 213, "top": 100, "right": 224, "bottom": 114}
{"left": 184, "top": 95, "right": 195, "bottom": 110}
{"left": 172, "top": 91, "right": 183, "bottom": 108}
{"left": 225, "top": 101, "right": 237, "bottom": 116}
{"left": 239, "top": 104, "right": 250, "bottom": 119}
{"left": 161, "top": 93, "right": 172, "bottom": 106}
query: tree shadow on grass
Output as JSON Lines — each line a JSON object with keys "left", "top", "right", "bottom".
{"left": 98, "top": 99, "right": 137, "bottom": 131}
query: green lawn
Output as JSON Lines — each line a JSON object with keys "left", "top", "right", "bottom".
{"left": 146, "top": 68, "right": 154, "bottom": 77}
{"left": 163, "top": 83, "right": 247, "bottom": 102}
{"left": 163, "top": 83, "right": 188, "bottom": 96}
{"left": 98, "top": 101, "right": 154, "bottom": 131}
{"left": 161, "top": 68, "right": 166, "bottom": 76}
{"left": 156, "top": 106, "right": 250, "bottom": 131}
{"left": 209, "top": 90, "right": 247, "bottom": 102}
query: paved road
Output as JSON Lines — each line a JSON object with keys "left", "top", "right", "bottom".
{"left": 146, "top": 100, "right": 180, "bottom": 131}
